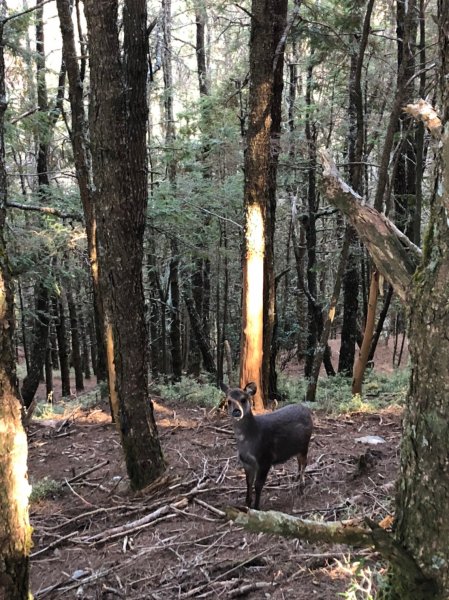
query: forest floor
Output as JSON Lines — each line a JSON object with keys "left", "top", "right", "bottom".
{"left": 27, "top": 339, "right": 406, "bottom": 599}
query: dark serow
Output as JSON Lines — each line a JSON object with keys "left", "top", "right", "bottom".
{"left": 222, "top": 382, "right": 313, "bottom": 510}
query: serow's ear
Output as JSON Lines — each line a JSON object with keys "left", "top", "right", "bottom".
{"left": 244, "top": 382, "right": 257, "bottom": 396}
{"left": 219, "top": 382, "right": 229, "bottom": 394}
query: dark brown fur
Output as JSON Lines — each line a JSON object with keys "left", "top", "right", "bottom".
{"left": 221, "top": 382, "right": 313, "bottom": 509}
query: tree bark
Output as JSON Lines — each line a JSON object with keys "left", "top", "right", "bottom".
{"left": 0, "top": 13, "right": 32, "bottom": 598}
{"left": 84, "top": 0, "right": 165, "bottom": 489}
{"left": 216, "top": 221, "right": 229, "bottom": 386}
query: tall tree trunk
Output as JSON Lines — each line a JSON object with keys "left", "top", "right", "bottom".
{"left": 84, "top": 0, "right": 165, "bottom": 489}
{"left": 306, "top": 229, "right": 351, "bottom": 402}
{"left": 53, "top": 294, "right": 71, "bottom": 398}
{"left": 389, "top": 4, "right": 449, "bottom": 593}
{"left": 0, "top": 11, "right": 31, "bottom": 598}
{"left": 184, "top": 293, "right": 216, "bottom": 374}
{"left": 368, "top": 283, "right": 394, "bottom": 362}
{"left": 17, "top": 279, "right": 30, "bottom": 373}
{"left": 147, "top": 245, "right": 161, "bottom": 378}
{"left": 56, "top": 0, "right": 107, "bottom": 384}
{"left": 21, "top": 282, "right": 49, "bottom": 406}
{"left": 216, "top": 221, "right": 229, "bottom": 386}
{"left": 45, "top": 343, "right": 53, "bottom": 401}
{"left": 88, "top": 312, "right": 98, "bottom": 376}
{"left": 303, "top": 59, "right": 322, "bottom": 379}
{"left": 190, "top": 1, "right": 212, "bottom": 376}
{"left": 338, "top": 0, "right": 374, "bottom": 375}
{"left": 169, "top": 249, "right": 183, "bottom": 380}
{"left": 394, "top": 0, "right": 418, "bottom": 241}
{"left": 21, "top": 3, "right": 60, "bottom": 406}
{"left": 239, "top": 0, "right": 288, "bottom": 410}
{"left": 291, "top": 197, "right": 307, "bottom": 362}
{"left": 67, "top": 284, "right": 84, "bottom": 392}
{"left": 162, "top": 0, "right": 182, "bottom": 381}
{"left": 78, "top": 301, "right": 91, "bottom": 379}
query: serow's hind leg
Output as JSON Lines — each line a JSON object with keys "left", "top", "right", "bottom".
{"left": 296, "top": 453, "right": 308, "bottom": 494}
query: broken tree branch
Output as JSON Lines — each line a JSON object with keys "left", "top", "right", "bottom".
{"left": 6, "top": 201, "right": 83, "bottom": 221}
{"left": 226, "top": 507, "right": 431, "bottom": 586}
{"left": 318, "top": 149, "right": 420, "bottom": 303}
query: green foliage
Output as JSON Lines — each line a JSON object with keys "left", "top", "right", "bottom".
{"left": 33, "top": 402, "right": 67, "bottom": 419}
{"left": 155, "top": 376, "right": 223, "bottom": 408}
{"left": 30, "top": 477, "right": 64, "bottom": 503}
{"left": 33, "top": 388, "right": 101, "bottom": 419}
{"left": 4, "top": 11, "right": 34, "bottom": 56}
{"left": 277, "top": 368, "right": 409, "bottom": 413}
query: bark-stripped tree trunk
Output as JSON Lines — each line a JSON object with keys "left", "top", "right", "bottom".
{"left": 352, "top": 270, "right": 379, "bottom": 394}
{"left": 239, "top": 0, "right": 288, "bottom": 410}
{"left": 0, "top": 10, "right": 32, "bottom": 598}
{"left": 84, "top": 0, "right": 165, "bottom": 489}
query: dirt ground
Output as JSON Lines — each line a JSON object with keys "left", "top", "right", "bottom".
{"left": 26, "top": 335, "right": 407, "bottom": 598}
{"left": 28, "top": 386, "right": 403, "bottom": 598}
